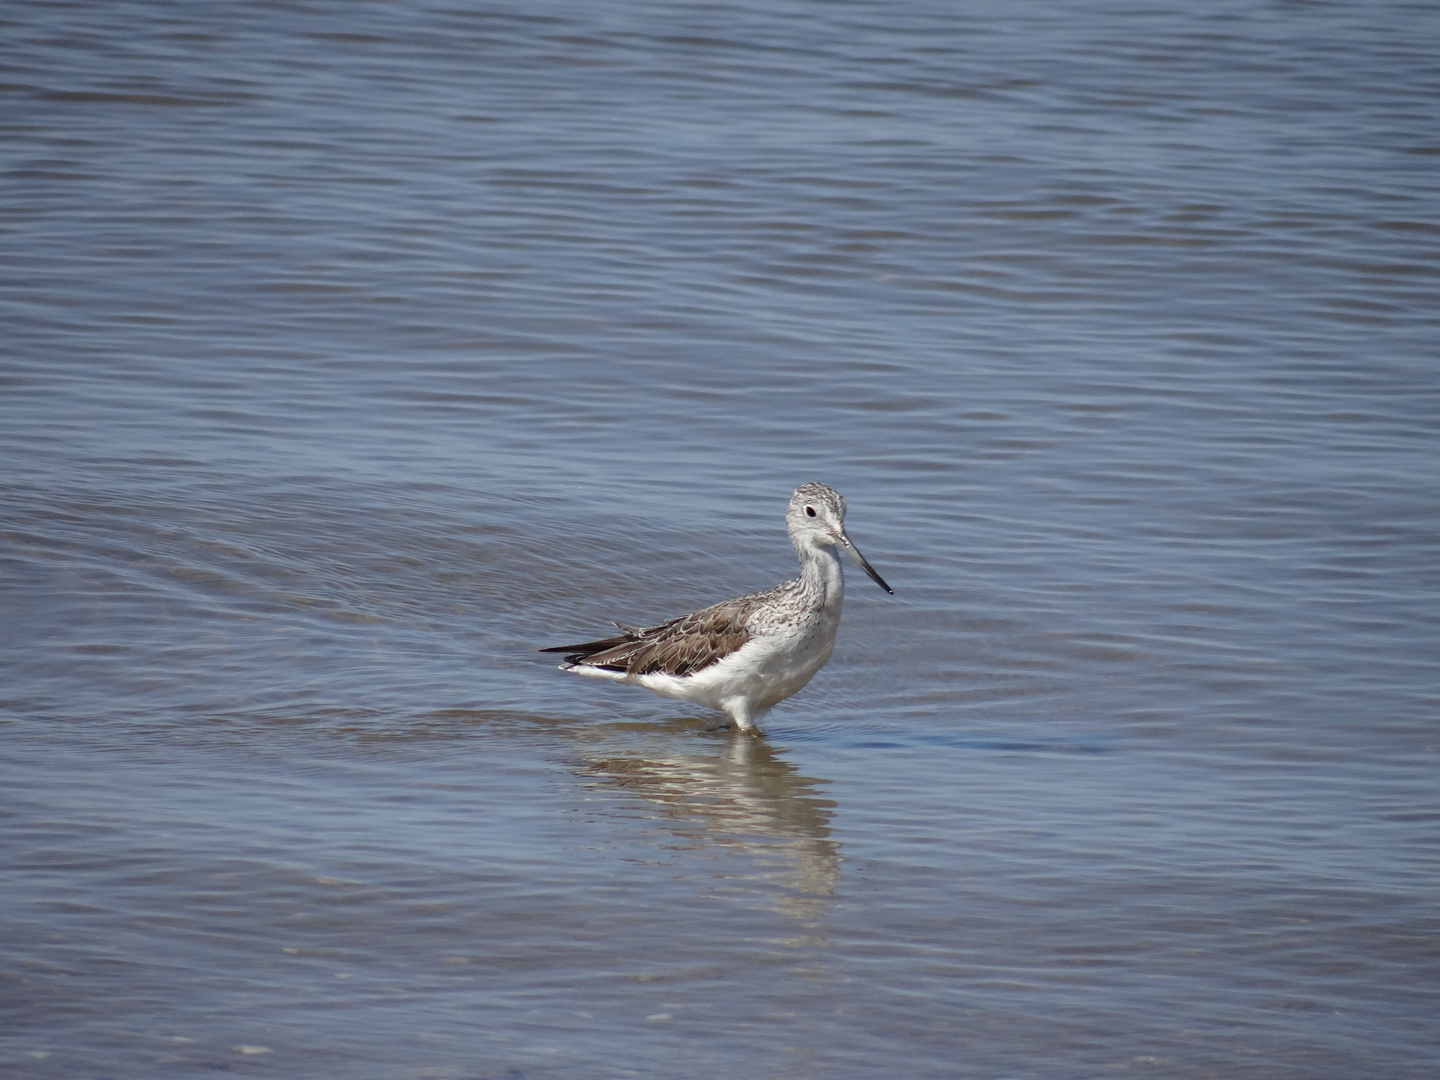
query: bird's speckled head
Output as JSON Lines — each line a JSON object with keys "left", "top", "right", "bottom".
{"left": 786, "top": 482, "right": 847, "bottom": 546}
{"left": 784, "top": 483, "right": 893, "bottom": 593}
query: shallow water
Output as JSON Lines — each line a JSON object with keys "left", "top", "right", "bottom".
{"left": 3, "top": 1, "right": 1439, "bottom": 1077}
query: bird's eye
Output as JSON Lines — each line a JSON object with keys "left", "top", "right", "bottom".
{"left": 805, "top": 506, "right": 817, "bottom": 517}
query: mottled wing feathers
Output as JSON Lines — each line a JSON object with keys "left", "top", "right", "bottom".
{"left": 622, "top": 606, "right": 752, "bottom": 677}
{"left": 541, "top": 594, "right": 768, "bottom": 678}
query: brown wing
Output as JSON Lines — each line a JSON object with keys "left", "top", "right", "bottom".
{"left": 619, "top": 604, "right": 752, "bottom": 677}
{"left": 541, "top": 594, "right": 768, "bottom": 677}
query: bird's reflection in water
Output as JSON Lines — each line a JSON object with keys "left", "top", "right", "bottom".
{"left": 575, "top": 722, "right": 840, "bottom": 925}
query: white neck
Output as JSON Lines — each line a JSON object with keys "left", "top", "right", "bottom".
{"left": 796, "top": 541, "right": 845, "bottom": 610}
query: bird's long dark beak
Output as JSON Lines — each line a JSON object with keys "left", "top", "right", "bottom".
{"left": 839, "top": 532, "right": 893, "bottom": 594}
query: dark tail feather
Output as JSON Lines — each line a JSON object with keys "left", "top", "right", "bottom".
{"left": 539, "top": 632, "right": 635, "bottom": 666}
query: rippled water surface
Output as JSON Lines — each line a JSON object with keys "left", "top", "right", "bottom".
{"left": 3, "top": 1, "right": 1438, "bottom": 1077}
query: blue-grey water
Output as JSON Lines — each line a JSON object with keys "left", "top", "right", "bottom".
{"left": 3, "top": 1, "right": 1438, "bottom": 1077}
